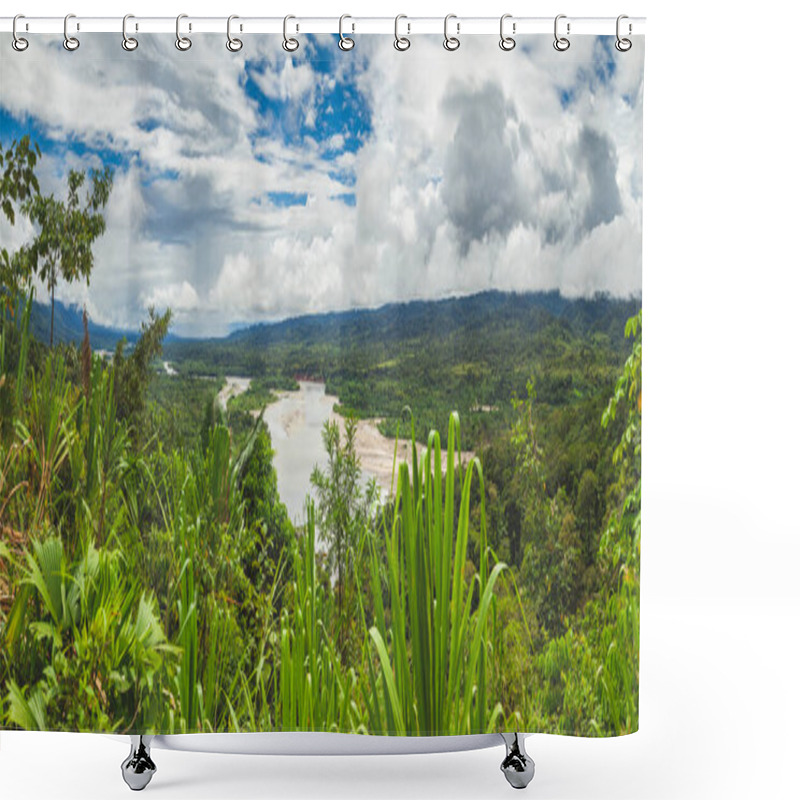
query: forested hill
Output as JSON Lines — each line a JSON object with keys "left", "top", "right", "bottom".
{"left": 165, "top": 289, "right": 642, "bottom": 383}
{"left": 226, "top": 290, "right": 641, "bottom": 350}
{"left": 162, "top": 290, "right": 641, "bottom": 449}
{"left": 16, "top": 296, "right": 136, "bottom": 351}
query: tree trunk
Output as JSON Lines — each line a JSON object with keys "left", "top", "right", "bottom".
{"left": 50, "top": 278, "right": 55, "bottom": 348}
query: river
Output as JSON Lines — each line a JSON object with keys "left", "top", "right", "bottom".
{"left": 217, "top": 378, "right": 473, "bottom": 527}
{"left": 256, "top": 381, "right": 340, "bottom": 524}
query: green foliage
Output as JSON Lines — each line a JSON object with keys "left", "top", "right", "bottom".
{"left": 276, "top": 504, "right": 363, "bottom": 732}
{"left": 365, "top": 413, "right": 505, "bottom": 735}
{"left": 0, "top": 289, "right": 33, "bottom": 443}
{"left": 521, "top": 311, "right": 642, "bottom": 735}
{"left": 165, "top": 292, "right": 639, "bottom": 451}
{"left": 603, "top": 309, "right": 642, "bottom": 475}
{"left": 147, "top": 372, "right": 224, "bottom": 452}
{"left": 113, "top": 308, "right": 172, "bottom": 442}
{"left": 22, "top": 166, "right": 113, "bottom": 346}
{"left": 227, "top": 378, "right": 279, "bottom": 414}
{"left": 4, "top": 535, "right": 175, "bottom": 732}
{"left": 0, "top": 298, "right": 642, "bottom": 737}
{"left": 239, "top": 428, "right": 293, "bottom": 598}
{"left": 0, "top": 137, "right": 40, "bottom": 226}
{"left": 1, "top": 144, "right": 643, "bottom": 737}
{"left": 0, "top": 137, "right": 41, "bottom": 309}
{"left": 311, "top": 416, "right": 378, "bottom": 665}
{"left": 69, "top": 359, "right": 129, "bottom": 545}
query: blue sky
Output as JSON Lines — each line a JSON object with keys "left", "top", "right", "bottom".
{"left": 0, "top": 34, "right": 643, "bottom": 337}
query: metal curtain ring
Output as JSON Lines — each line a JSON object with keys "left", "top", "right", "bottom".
{"left": 615, "top": 14, "right": 632, "bottom": 52}
{"left": 227, "top": 14, "right": 243, "bottom": 52}
{"left": 443, "top": 14, "right": 460, "bottom": 51}
{"left": 553, "top": 14, "right": 570, "bottom": 51}
{"left": 339, "top": 14, "right": 354, "bottom": 51}
{"left": 63, "top": 13, "right": 80, "bottom": 51}
{"left": 283, "top": 15, "right": 299, "bottom": 52}
{"left": 176, "top": 14, "right": 192, "bottom": 51}
{"left": 499, "top": 14, "right": 515, "bottom": 51}
{"left": 122, "top": 14, "right": 138, "bottom": 51}
{"left": 394, "top": 14, "right": 410, "bottom": 51}
{"left": 12, "top": 14, "right": 29, "bottom": 51}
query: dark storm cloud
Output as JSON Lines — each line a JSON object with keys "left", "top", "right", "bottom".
{"left": 577, "top": 127, "right": 622, "bottom": 231}
{"left": 441, "top": 82, "right": 526, "bottom": 254}
{"left": 440, "top": 82, "right": 624, "bottom": 257}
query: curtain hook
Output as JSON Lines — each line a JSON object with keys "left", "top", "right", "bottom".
{"left": 499, "top": 13, "right": 516, "bottom": 51}
{"left": 394, "top": 14, "right": 410, "bottom": 51}
{"left": 176, "top": 13, "right": 192, "bottom": 51}
{"left": 443, "top": 13, "right": 460, "bottom": 51}
{"left": 12, "top": 14, "right": 29, "bottom": 52}
{"left": 283, "top": 15, "right": 299, "bottom": 52}
{"left": 63, "top": 13, "right": 80, "bottom": 51}
{"left": 553, "top": 14, "right": 570, "bottom": 52}
{"left": 122, "top": 14, "right": 138, "bottom": 51}
{"left": 615, "top": 14, "right": 632, "bottom": 52}
{"left": 227, "top": 14, "right": 243, "bottom": 52}
{"left": 339, "top": 14, "right": 355, "bottom": 51}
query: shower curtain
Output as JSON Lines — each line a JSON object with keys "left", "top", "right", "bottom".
{"left": 0, "top": 29, "right": 643, "bottom": 738}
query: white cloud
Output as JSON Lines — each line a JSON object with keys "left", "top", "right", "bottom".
{"left": 250, "top": 59, "right": 317, "bottom": 101}
{"left": 1, "top": 33, "right": 644, "bottom": 336}
{"left": 142, "top": 280, "right": 200, "bottom": 313}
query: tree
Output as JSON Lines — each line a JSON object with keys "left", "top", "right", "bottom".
{"left": 239, "top": 427, "right": 294, "bottom": 596}
{"left": 529, "top": 312, "right": 642, "bottom": 734}
{"left": 310, "top": 416, "right": 378, "bottom": 663}
{"left": 24, "top": 167, "right": 113, "bottom": 346}
{"left": 600, "top": 309, "right": 641, "bottom": 581}
{"left": 0, "top": 136, "right": 41, "bottom": 311}
{"left": 113, "top": 307, "right": 172, "bottom": 441}
{"left": 509, "top": 377, "right": 548, "bottom": 559}
{"left": 575, "top": 469, "right": 601, "bottom": 562}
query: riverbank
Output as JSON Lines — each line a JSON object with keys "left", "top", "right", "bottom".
{"left": 217, "top": 376, "right": 251, "bottom": 411}
{"left": 330, "top": 413, "right": 475, "bottom": 493}
{"left": 223, "top": 377, "right": 474, "bottom": 521}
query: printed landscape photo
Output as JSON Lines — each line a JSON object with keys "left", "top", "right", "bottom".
{"left": 1, "top": 33, "right": 642, "bottom": 736}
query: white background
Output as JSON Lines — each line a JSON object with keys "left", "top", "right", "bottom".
{"left": 2, "top": 1, "right": 799, "bottom": 798}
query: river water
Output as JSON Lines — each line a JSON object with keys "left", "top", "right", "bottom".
{"left": 260, "top": 381, "right": 348, "bottom": 526}
{"left": 226, "top": 378, "right": 470, "bottom": 527}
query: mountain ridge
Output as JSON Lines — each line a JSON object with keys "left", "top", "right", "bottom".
{"left": 23, "top": 289, "right": 641, "bottom": 351}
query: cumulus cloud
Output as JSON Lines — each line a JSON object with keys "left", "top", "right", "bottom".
{"left": 576, "top": 127, "right": 623, "bottom": 231}
{"left": 441, "top": 81, "right": 525, "bottom": 253}
{"left": 250, "top": 59, "right": 318, "bottom": 101}
{"left": 0, "top": 33, "right": 643, "bottom": 336}
{"left": 142, "top": 281, "right": 200, "bottom": 313}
